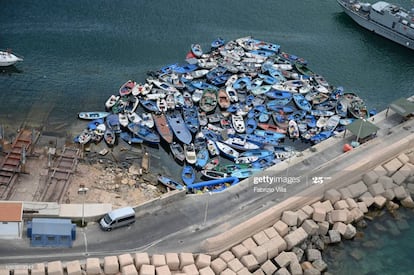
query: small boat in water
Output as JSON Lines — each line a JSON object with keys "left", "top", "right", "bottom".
{"left": 182, "top": 165, "right": 196, "bottom": 185}
{"left": 170, "top": 142, "right": 185, "bottom": 163}
{"left": 127, "top": 122, "right": 160, "bottom": 144}
{"left": 0, "top": 49, "right": 23, "bottom": 67}
{"left": 184, "top": 143, "right": 197, "bottom": 165}
{"left": 201, "top": 169, "right": 228, "bottom": 180}
{"left": 78, "top": 111, "right": 110, "bottom": 120}
{"left": 231, "top": 167, "right": 262, "bottom": 179}
{"left": 158, "top": 175, "right": 185, "bottom": 191}
{"left": 199, "top": 88, "right": 218, "bottom": 113}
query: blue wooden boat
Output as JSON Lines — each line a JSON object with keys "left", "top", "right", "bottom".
{"left": 191, "top": 80, "right": 218, "bottom": 90}
{"left": 310, "top": 130, "right": 333, "bottom": 144}
{"left": 233, "top": 76, "right": 251, "bottom": 90}
{"left": 314, "top": 99, "right": 337, "bottom": 111}
{"left": 140, "top": 99, "right": 159, "bottom": 113}
{"left": 191, "top": 44, "right": 203, "bottom": 57}
{"left": 87, "top": 118, "right": 104, "bottom": 130}
{"left": 120, "top": 131, "right": 143, "bottom": 144}
{"left": 106, "top": 114, "right": 121, "bottom": 133}
{"left": 226, "top": 104, "right": 239, "bottom": 114}
{"left": 166, "top": 111, "right": 192, "bottom": 145}
{"left": 231, "top": 167, "right": 262, "bottom": 179}
{"left": 247, "top": 105, "right": 266, "bottom": 119}
{"left": 310, "top": 109, "right": 335, "bottom": 117}
{"left": 158, "top": 175, "right": 185, "bottom": 191}
{"left": 78, "top": 111, "right": 110, "bottom": 120}
{"left": 330, "top": 86, "right": 344, "bottom": 100}
{"left": 173, "top": 63, "right": 198, "bottom": 74}
{"left": 170, "top": 142, "right": 185, "bottom": 163}
{"left": 266, "top": 98, "right": 291, "bottom": 108}
{"left": 266, "top": 105, "right": 295, "bottom": 113}
{"left": 159, "top": 63, "right": 179, "bottom": 74}
{"left": 186, "top": 177, "right": 239, "bottom": 193}
{"left": 254, "top": 129, "right": 286, "bottom": 140}
{"left": 127, "top": 123, "right": 160, "bottom": 144}
{"left": 293, "top": 93, "right": 311, "bottom": 112}
{"left": 215, "top": 141, "right": 239, "bottom": 161}
{"left": 249, "top": 49, "right": 275, "bottom": 58}
{"left": 246, "top": 118, "right": 258, "bottom": 134}
{"left": 235, "top": 149, "right": 275, "bottom": 164}
{"left": 251, "top": 155, "right": 279, "bottom": 169}
{"left": 196, "top": 148, "right": 210, "bottom": 169}
{"left": 182, "top": 106, "right": 200, "bottom": 134}
{"left": 245, "top": 94, "right": 255, "bottom": 106}
{"left": 265, "top": 90, "right": 292, "bottom": 100}
{"left": 287, "top": 110, "right": 307, "bottom": 121}
{"left": 206, "top": 66, "right": 227, "bottom": 82}
{"left": 210, "top": 73, "right": 231, "bottom": 86}
{"left": 250, "top": 85, "right": 272, "bottom": 96}
{"left": 305, "top": 115, "right": 317, "bottom": 128}
{"left": 258, "top": 113, "right": 270, "bottom": 123}
{"left": 211, "top": 37, "right": 225, "bottom": 49}
{"left": 258, "top": 73, "right": 278, "bottom": 85}
{"left": 252, "top": 39, "right": 281, "bottom": 52}
{"left": 268, "top": 67, "right": 286, "bottom": 82}
{"left": 181, "top": 165, "right": 196, "bottom": 185}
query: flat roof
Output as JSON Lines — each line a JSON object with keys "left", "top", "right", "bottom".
{"left": 32, "top": 218, "right": 73, "bottom": 235}
{"left": 0, "top": 201, "right": 23, "bottom": 222}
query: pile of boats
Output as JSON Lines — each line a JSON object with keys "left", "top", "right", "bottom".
{"left": 74, "top": 36, "right": 370, "bottom": 193}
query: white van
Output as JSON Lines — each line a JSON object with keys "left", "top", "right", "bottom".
{"left": 99, "top": 206, "right": 136, "bottom": 231}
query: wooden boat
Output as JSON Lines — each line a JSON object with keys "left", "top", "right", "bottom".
{"left": 293, "top": 93, "right": 311, "bottom": 112}
{"left": 325, "top": 115, "right": 340, "bottom": 132}
{"left": 254, "top": 129, "right": 285, "bottom": 140}
{"left": 192, "top": 89, "right": 203, "bottom": 103}
{"left": 314, "top": 99, "right": 337, "bottom": 111}
{"left": 272, "top": 113, "right": 289, "bottom": 129}
{"left": 119, "top": 80, "right": 136, "bottom": 96}
{"left": 183, "top": 91, "right": 193, "bottom": 108}
{"left": 196, "top": 148, "right": 210, "bottom": 169}
{"left": 190, "top": 69, "right": 209, "bottom": 79}
{"left": 235, "top": 149, "right": 274, "bottom": 164}
{"left": 249, "top": 85, "right": 271, "bottom": 96}
{"left": 198, "top": 111, "right": 208, "bottom": 126}
{"left": 287, "top": 110, "right": 306, "bottom": 121}
{"left": 211, "top": 37, "right": 225, "bottom": 48}
{"left": 78, "top": 111, "right": 110, "bottom": 120}
{"left": 127, "top": 123, "right": 160, "bottom": 144}
{"left": 246, "top": 117, "right": 258, "bottom": 134}
{"left": 186, "top": 177, "right": 239, "bottom": 193}
{"left": 223, "top": 136, "right": 261, "bottom": 151}
{"left": 310, "top": 131, "right": 332, "bottom": 144}
{"left": 258, "top": 112, "right": 270, "bottom": 123}
{"left": 201, "top": 169, "right": 228, "bottom": 180}
{"left": 206, "top": 139, "right": 219, "bottom": 156}
{"left": 118, "top": 113, "right": 129, "bottom": 127}
{"left": 124, "top": 96, "right": 140, "bottom": 113}
{"left": 336, "top": 98, "right": 349, "bottom": 117}
{"left": 265, "top": 90, "right": 292, "bottom": 100}
{"left": 203, "top": 156, "right": 220, "bottom": 170}
{"left": 170, "top": 142, "right": 185, "bottom": 163}
{"left": 141, "top": 112, "right": 155, "bottom": 128}
{"left": 132, "top": 82, "right": 152, "bottom": 96}
{"left": 152, "top": 113, "right": 173, "bottom": 144}
{"left": 166, "top": 111, "right": 192, "bottom": 145}
{"left": 158, "top": 175, "right": 185, "bottom": 191}
{"left": 157, "top": 98, "right": 168, "bottom": 113}
{"left": 231, "top": 114, "right": 246, "bottom": 133}
{"left": 105, "top": 95, "right": 120, "bottom": 109}
{"left": 104, "top": 128, "right": 116, "bottom": 146}
{"left": 316, "top": 117, "right": 329, "bottom": 128}
{"left": 294, "top": 62, "right": 314, "bottom": 76}
{"left": 77, "top": 129, "right": 92, "bottom": 145}
{"left": 120, "top": 131, "right": 143, "bottom": 144}
{"left": 349, "top": 99, "right": 369, "bottom": 119}
{"left": 215, "top": 141, "right": 240, "bottom": 161}
{"left": 226, "top": 86, "right": 239, "bottom": 103}
{"left": 266, "top": 98, "right": 291, "bottom": 109}
{"left": 288, "top": 120, "right": 299, "bottom": 138}
{"left": 199, "top": 88, "right": 218, "bottom": 113}
{"left": 218, "top": 89, "right": 231, "bottom": 109}
{"left": 140, "top": 99, "right": 159, "bottom": 113}
{"left": 181, "top": 165, "right": 196, "bottom": 185}
{"left": 231, "top": 168, "right": 262, "bottom": 179}
{"left": 257, "top": 123, "right": 287, "bottom": 134}
{"left": 191, "top": 44, "right": 203, "bottom": 57}
{"left": 106, "top": 114, "right": 121, "bottom": 133}
{"left": 310, "top": 109, "right": 335, "bottom": 117}
{"left": 184, "top": 143, "right": 197, "bottom": 165}
{"left": 182, "top": 106, "right": 200, "bottom": 134}
{"left": 191, "top": 80, "right": 218, "bottom": 91}
{"left": 233, "top": 76, "right": 251, "bottom": 90}
{"left": 127, "top": 111, "right": 141, "bottom": 124}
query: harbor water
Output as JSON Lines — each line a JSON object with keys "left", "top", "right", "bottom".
{"left": 1, "top": 0, "right": 414, "bottom": 272}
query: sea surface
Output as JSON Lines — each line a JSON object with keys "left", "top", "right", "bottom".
{"left": 1, "top": 0, "right": 414, "bottom": 272}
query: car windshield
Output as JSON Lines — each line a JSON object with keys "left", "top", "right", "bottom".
{"left": 103, "top": 214, "right": 112, "bottom": 224}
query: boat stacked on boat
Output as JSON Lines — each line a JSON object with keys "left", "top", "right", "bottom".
{"left": 74, "top": 36, "right": 370, "bottom": 192}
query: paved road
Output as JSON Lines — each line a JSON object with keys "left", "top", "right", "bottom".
{"left": 0, "top": 112, "right": 412, "bottom": 265}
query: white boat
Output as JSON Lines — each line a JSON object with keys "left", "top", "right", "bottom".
{"left": 288, "top": 120, "right": 299, "bottom": 138}
{"left": 215, "top": 141, "right": 240, "bottom": 160}
{"left": 141, "top": 112, "right": 154, "bottom": 128}
{"left": 192, "top": 89, "right": 203, "bottom": 103}
{"left": 206, "top": 139, "right": 219, "bottom": 156}
{"left": 105, "top": 95, "right": 119, "bottom": 109}
{"left": 118, "top": 113, "right": 129, "bottom": 127}
{"left": 132, "top": 82, "right": 152, "bottom": 96}
{"left": 0, "top": 50, "right": 23, "bottom": 67}
{"left": 232, "top": 115, "right": 245, "bottom": 134}
{"left": 157, "top": 98, "right": 168, "bottom": 113}
{"left": 127, "top": 111, "right": 142, "bottom": 123}
{"left": 184, "top": 143, "right": 197, "bottom": 164}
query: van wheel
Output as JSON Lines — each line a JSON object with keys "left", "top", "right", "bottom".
{"left": 106, "top": 228, "right": 112, "bottom": 232}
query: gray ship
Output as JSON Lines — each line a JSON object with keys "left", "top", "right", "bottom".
{"left": 337, "top": 0, "right": 414, "bottom": 50}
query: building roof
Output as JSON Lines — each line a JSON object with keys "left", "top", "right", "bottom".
{"left": 0, "top": 201, "right": 23, "bottom": 222}
{"left": 345, "top": 118, "right": 380, "bottom": 139}
{"left": 31, "top": 218, "right": 73, "bottom": 236}
{"left": 389, "top": 97, "right": 414, "bottom": 117}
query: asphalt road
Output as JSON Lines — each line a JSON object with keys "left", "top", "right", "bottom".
{"left": 0, "top": 112, "right": 412, "bottom": 265}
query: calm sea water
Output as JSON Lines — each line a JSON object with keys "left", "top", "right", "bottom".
{"left": 1, "top": 0, "right": 414, "bottom": 271}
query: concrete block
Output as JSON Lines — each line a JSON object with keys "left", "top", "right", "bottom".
{"left": 231, "top": 244, "right": 249, "bottom": 258}
{"left": 227, "top": 258, "right": 244, "bottom": 272}
{"left": 135, "top": 253, "right": 150, "bottom": 270}
{"left": 261, "top": 239, "right": 279, "bottom": 259}
{"left": 66, "top": 261, "right": 82, "bottom": 275}
{"left": 199, "top": 267, "right": 214, "bottom": 275}
{"left": 182, "top": 264, "right": 199, "bottom": 275}
{"left": 394, "top": 186, "right": 408, "bottom": 199}
{"left": 219, "top": 251, "right": 235, "bottom": 263}
{"left": 383, "top": 189, "right": 395, "bottom": 200}
{"left": 155, "top": 265, "right": 171, "bottom": 275}
{"left": 397, "top": 153, "right": 410, "bottom": 164}
{"left": 86, "top": 258, "right": 101, "bottom": 275}
{"left": 318, "top": 221, "right": 329, "bottom": 236}
{"left": 320, "top": 200, "right": 334, "bottom": 213}
{"left": 359, "top": 192, "right": 374, "bottom": 207}
{"left": 339, "top": 187, "right": 352, "bottom": 199}
{"left": 399, "top": 163, "right": 414, "bottom": 177}
{"left": 250, "top": 245, "right": 268, "bottom": 264}
{"left": 300, "top": 261, "right": 313, "bottom": 271}
{"left": 242, "top": 238, "right": 258, "bottom": 252}
{"left": 401, "top": 195, "right": 414, "bottom": 208}
{"left": 152, "top": 254, "right": 167, "bottom": 267}
{"left": 252, "top": 269, "right": 264, "bottom": 275}
{"left": 284, "top": 227, "right": 308, "bottom": 250}
{"left": 333, "top": 200, "right": 349, "bottom": 210}
{"left": 179, "top": 253, "right": 194, "bottom": 269}
{"left": 236, "top": 267, "right": 252, "bottom": 275}
{"left": 312, "top": 207, "right": 326, "bottom": 222}
{"left": 312, "top": 259, "right": 328, "bottom": 273}
{"left": 195, "top": 254, "right": 211, "bottom": 269}
{"left": 211, "top": 258, "right": 227, "bottom": 274}
{"left": 274, "top": 267, "right": 290, "bottom": 275}
{"left": 301, "top": 219, "right": 319, "bottom": 236}
{"left": 349, "top": 207, "right": 364, "bottom": 222}
{"left": 331, "top": 210, "right": 348, "bottom": 223}
{"left": 392, "top": 171, "right": 408, "bottom": 185}
{"left": 357, "top": 201, "right": 369, "bottom": 213}
{"left": 47, "top": 261, "right": 63, "bottom": 275}
{"left": 240, "top": 255, "right": 259, "bottom": 272}
{"left": 373, "top": 165, "right": 388, "bottom": 177}
{"left": 383, "top": 158, "right": 403, "bottom": 176}
{"left": 270, "top": 233, "right": 287, "bottom": 252}
{"left": 377, "top": 175, "right": 394, "bottom": 187}
{"left": 273, "top": 220, "right": 289, "bottom": 237}
{"left": 362, "top": 171, "right": 379, "bottom": 186}
{"left": 165, "top": 253, "right": 180, "bottom": 271}
{"left": 281, "top": 211, "right": 298, "bottom": 226}
{"left": 263, "top": 227, "right": 278, "bottom": 240}
{"left": 13, "top": 270, "right": 28, "bottom": 275}
{"left": 220, "top": 268, "right": 236, "bottom": 275}
{"left": 348, "top": 181, "right": 368, "bottom": 198}
{"left": 345, "top": 198, "right": 358, "bottom": 209}
{"left": 140, "top": 265, "right": 155, "bottom": 275}
{"left": 103, "top": 256, "right": 119, "bottom": 275}
{"left": 261, "top": 260, "right": 277, "bottom": 275}
{"left": 324, "top": 189, "right": 341, "bottom": 204}
{"left": 289, "top": 261, "right": 303, "bottom": 275}
{"left": 303, "top": 268, "right": 320, "bottom": 275}
{"left": 274, "top": 251, "right": 296, "bottom": 268}
{"left": 306, "top": 249, "right": 321, "bottom": 262}
{"left": 296, "top": 209, "right": 310, "bottom": 226}
{"left": 368, "top": 182, "right": 385, "bottom": 196}
{"left": 301, "top": 205, "right": 314, "bottom": 216}
{"left": 373, "top": 195, "right": 387, "bottom": 208}
{"left": 118, "top": 253, "right": 134, "bottom": 267}
{"left": 333, "top": 222, "right": 347, "bottom": 235}
{"left": 253, "top": 231, "right": 270, "bottom": 246}
{"left": 343, "top": 224, "right": 357, "bottom": 239}
{"left": 328, "top": 230, "right": 341, "bottom": 243}
{"left": 407, "top": 183, "right": 414, "bottom": 194}
{"left": 121, "top": 264, "right": 138, "bottom": 275}
{"left": 31, "top": 264, "right": 45, "bottom": 275}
